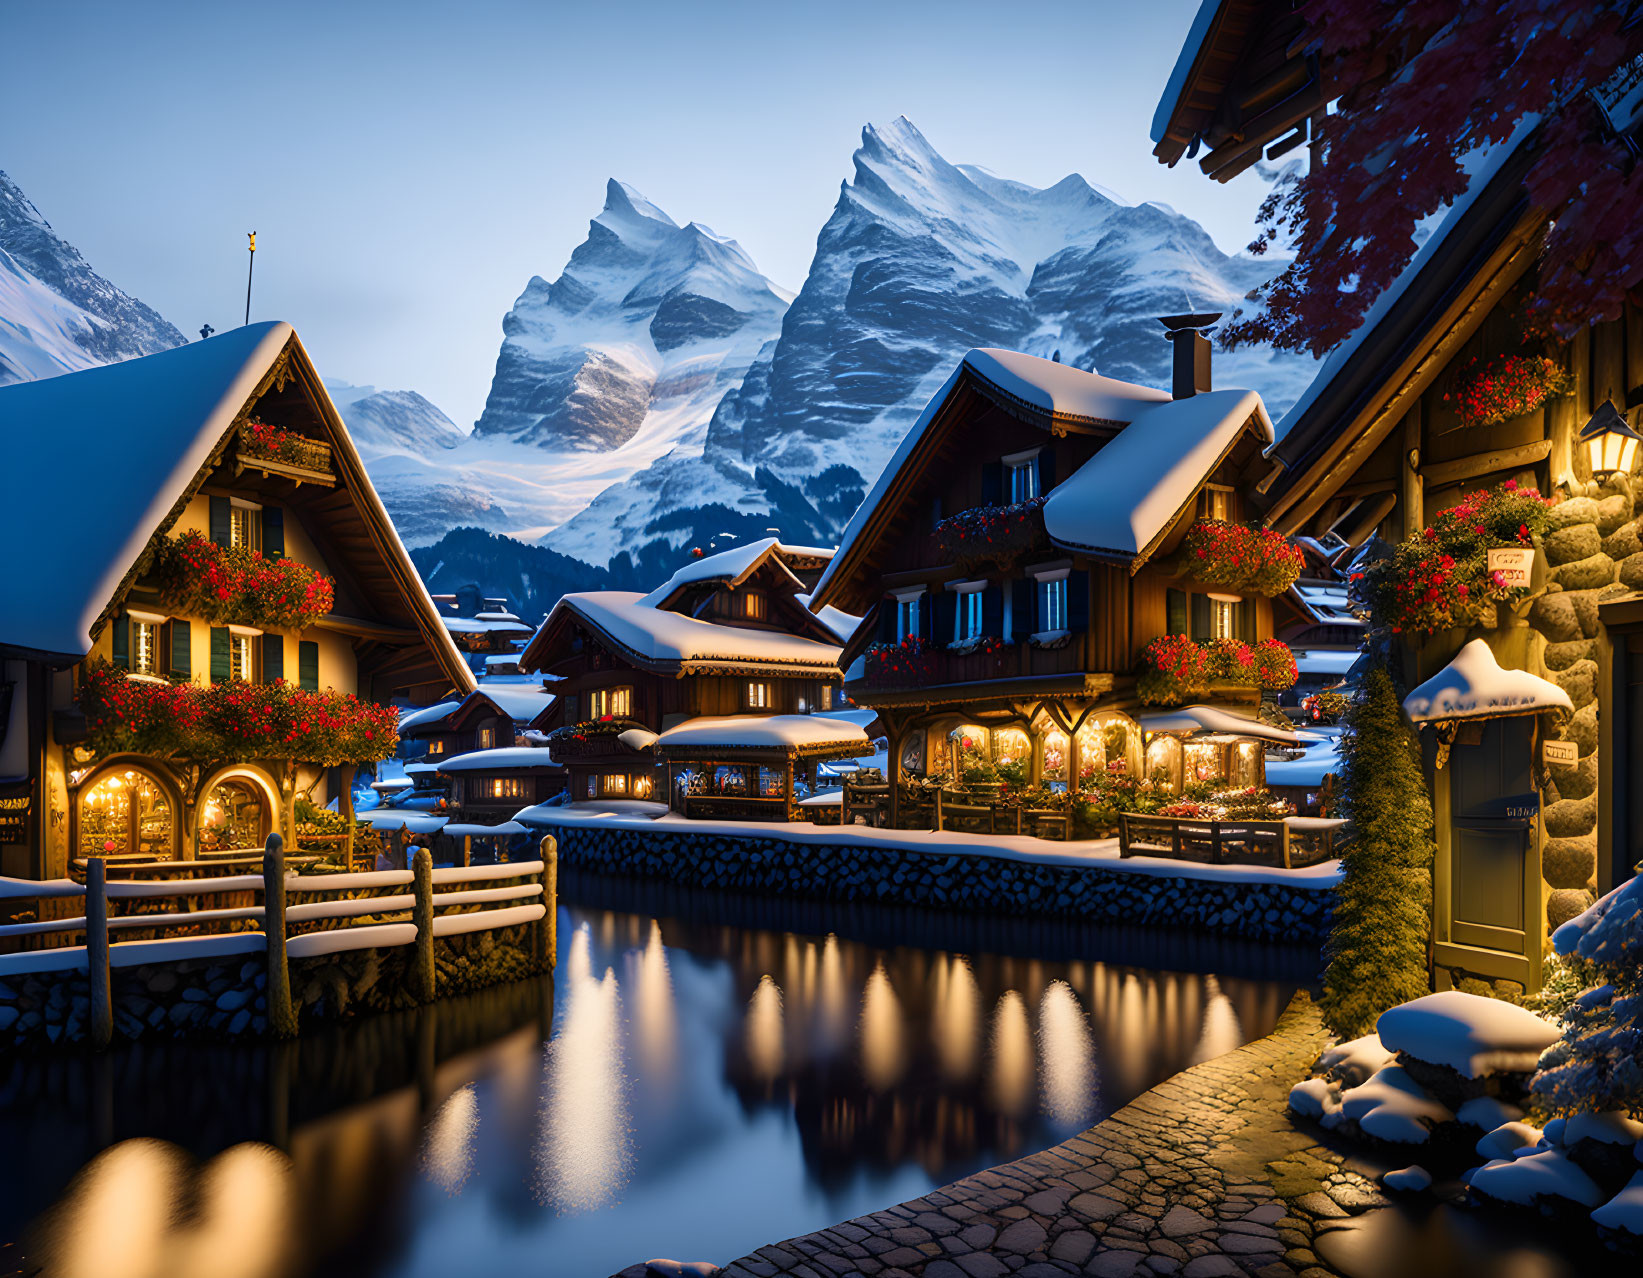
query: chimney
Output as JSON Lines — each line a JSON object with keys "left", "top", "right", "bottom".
{"left": 1159, "top": 312, "right": 1222, "bottom": 399}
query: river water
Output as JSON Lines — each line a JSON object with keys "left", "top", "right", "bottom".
{"left": 0, "top": 872, "right": 1316, "bottom": 1278}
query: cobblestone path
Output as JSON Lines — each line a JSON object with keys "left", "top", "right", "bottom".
{"left": 686, "top": 993, "right": 1390, "bottom": 1278}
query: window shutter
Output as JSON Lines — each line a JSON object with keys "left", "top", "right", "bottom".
{"left": 210, "top": 627, "right": 231, "bottom": 682}
{"left": 981, "top": 462, "right": 1003, "bottom": 506}
{"left": 934, "top": 590, "right": 958, "bottom": 642}
{"left": 110, "top": 613, "right": 130, "bottom": 668}
{"left": 1012, "top": 579, "right": 1034, "bottom": 641}
{"left": 982, "top": 586, "right": 1003, "bottom": 638}
{"left": 1167, "top": 588, "right": 1188, "bottom": 636}
{"left": 1037, "top": 449, "right": 1057, "bottom": 494}
{"left": 262, "top": 633, "right": 284, "bottom": 683}
{"left": 169, "top": 619, "right": 191, "bottom": 677}
{"left": 1239, "top": 600, "right": 1254, "bottom": 642}
{"left": 1190, "top": 593, "right": 1211, "bottom": 641}
{"left": 298, "top": 640, "right": 319, "bottom": 691}
{"left": 1067, "top": 572, "right": 1090, "bottom": 632}
{"left": 262, "top": 505, "right": 284, "bottom": 560}
{"left": 209, "top": 496, "right": 232, "bottom": 547}
{"left": 876, "top": 599, "right": 896, "bottom": 644}
{"left": 918, "top": 593, "right": 934, "bottom": 642}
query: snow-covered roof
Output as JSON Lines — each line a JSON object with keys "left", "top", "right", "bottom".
{"left": 795, "top": 593, "right": 862, "bottom": 643}
{"left": 618, "top": 727, "right": 659, "bottom": 752}
{"left": 483, "top": 654, "right": 521, "bottom": 667}
{"left": 539, "top": 592, "right": 843, "bottom": 674}
{"left": 1293, "top": 649, "right": 1361, "bottom": 677}
{"left": 369, "top": 777, "right": 414, "bottom": 791}
{"left": 399, "top": 699, "right": 462, "bottom": 731}
{"left": 654, "top": 713, "right": 870, "bottom": 754}
{"left": 639, "top": 537, "right": 830, "bottom": 607}
{"left": 1150, "top": 0, "right": 1223, "bottom": 144}
{"left": 435, "top": 746, "right": 561, "bottom": 773}
{"left": 1291, "top": 581, "right": 1364, "bottom": 627}
{"left": 476, "top": 684, "right": 555, "bottom": 724}
{"left": 443, "top": 615, "right": 532, "bottom": 635}
{"left": 1136, "top": 705, "right": 1305, "bottom": 746}
{"left": 473, "top": 610, "right": 522, "bottom": 622}
{"left": 964, "top": 348, "right": 1170, "bottom": 426}
{"left": 1042, "top": 388, "right": 1271, "bottom": 560}
{"left": 1403, "top": 640, "right": 1572, "bottom": 725}
{"left": 1274, "top": 118, "right": 1540, "bottom": 453}
{"left": 0, "top": 322, "right": 293, "bottom": 658}
{"left": 403, "top": 760, "right": 446, "bottom": 776}
{"left": 1263, "top": 737, "right": 1343, "bottom": 788}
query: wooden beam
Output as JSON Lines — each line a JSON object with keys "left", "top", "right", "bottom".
{"left": 1419, "top": 438, "right": 1552, "bottom": 490}
{"left": 1401, "top": 402, "right": 1424, "bottom": 539}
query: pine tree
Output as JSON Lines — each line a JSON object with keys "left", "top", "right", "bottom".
{"left": 1320, "top": 664, "right": 1436, "bottom": 1038}
{"left": 1532, "top": 873, "right": 1643, "bottom": 1118}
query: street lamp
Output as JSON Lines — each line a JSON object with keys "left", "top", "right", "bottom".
{"left": 1579, "top": 400, "right": 1642, "bottom": 478}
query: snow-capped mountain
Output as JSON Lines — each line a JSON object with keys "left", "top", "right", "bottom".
{"left": 327, "top": 380, "right": 467, "bottom": 455}
{"left": 542, "top": 118, "right": 1316, "bottom": 568}
{"left": 0, "top": 170, "right": 185, "bottom": 383}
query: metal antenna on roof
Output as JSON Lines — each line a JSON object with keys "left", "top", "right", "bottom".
{"left": 244, "top": 232, "right": 257, "bottom": 326}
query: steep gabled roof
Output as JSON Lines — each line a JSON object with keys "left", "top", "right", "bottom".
{"left": 0, "top": 322, "right": 474, "bottom": 693}
{"left": 520, "top": 591, "right": 843, "bottom": 678}
{"left": 640, "top": 538, "right": 814, "bottom": 609}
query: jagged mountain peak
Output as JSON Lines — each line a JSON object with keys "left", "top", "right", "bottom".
{"left": 599, "top": 178, "right": 679, "bottom": 232}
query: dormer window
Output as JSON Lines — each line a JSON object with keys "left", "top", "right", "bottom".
{"left": 1197, "top": 485, "right": 1231, "bottom": 521}
{"left": 741, "top": 590, "right": 766, "bottom": 620}
{"left": 1003, "top": 448, "right": 1041, "bottom": 503}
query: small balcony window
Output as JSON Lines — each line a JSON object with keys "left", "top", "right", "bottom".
{"left": 896, "top": 595, "right": 921, "bottom": 642}
{"left": 955, "top": 587, "right": 984, "bottom": 643}
{"left": 1007, "top": 455, "right": 1040, "bottom": 503}
{"left": 588, "top": 686, "right": 632, "bottom": 719}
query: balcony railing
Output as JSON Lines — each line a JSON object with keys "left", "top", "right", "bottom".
{"left": 235, "top": 421, "right": 335, "bottom": 485}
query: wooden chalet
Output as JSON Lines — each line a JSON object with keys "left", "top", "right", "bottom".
{"left": 434, "top": 746, "right": 565, "bottom": 825}
{"left": 1150, "top": 2, "right": 1643, "bottom": 991}
{"left": 519, "top": 540, "right": 855, "bottom": 810}
{"left": 396, "top": 684, "right": 555, "bottom": 800}
{"left": 808, "top": 345, "right": 1299, "bottom": 831}
{"left": 0, "top": 323, "right": 474, "bottom": 878}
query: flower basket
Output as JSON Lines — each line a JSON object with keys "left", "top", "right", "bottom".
{"left": 1180, "top": 520, "right": 1304, "bottom": 596}
{"left": 934, "top": 498, "right": 1048, "bottom": 572}
{"left": 1137, "top": 635, "right": 1296, "bottom": 705}
{"left": 153, "top": 531, "right": 334, "bottom": 631}
{"left": 1353, "top": 481, "right": 1556, "bottom": 636}
{"left": 865, "top": 636, "right": 941, "bottom": 688}
{"left": 1444, "top": 354, "right": 1572, "bottom": 429}
{"left": 77, "top": 660, "right": 397, "bottom": 765}
{"left": 239, "top": 420, "right": 333, "bottom": 474}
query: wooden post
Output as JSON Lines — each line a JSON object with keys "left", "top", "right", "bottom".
{"left": 462, "top": 835, "right": 472, "bottom": 869}
{"left": 263, "top": 833, "right": 297, "bottom": 1039}
{"left": 886, "top": 724, "right": 902, "bottom": 831}
{"left": 339, "top": 764, "right": 357, "bottom": 874}
{"left": 1401, "top": 403, "right": 1424, "bottom": 539}
{"left": 86, "top": 857, "right": 113, "bottom": 1050}
{"left": 536, "top": 835, "right": 558, "bottom": 969}
{"left": 390, "top": 826, "right": 405, "bottom": 871}
{"left": 412, "top": 846, "right": 435, "bottom": 1003}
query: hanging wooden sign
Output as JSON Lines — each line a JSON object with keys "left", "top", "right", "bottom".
{"left": 1487, "top": 546, "right": 1535, "bottom": 589}
{"left": 1542, "top": 739, "right": 1579, "bottom": 768}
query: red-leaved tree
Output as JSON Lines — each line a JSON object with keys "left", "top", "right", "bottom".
{"left": 1225, "top": 2, "right": 1643, "bottom": 356}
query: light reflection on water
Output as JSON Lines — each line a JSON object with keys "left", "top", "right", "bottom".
{"left": 0, "top": 888, "right": 1310, "bottom": 1278}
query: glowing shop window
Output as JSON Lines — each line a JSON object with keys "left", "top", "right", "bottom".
{"left": 199, "top": 777, "right": 265, "bottom": 852}
{"left": 1185, "top": 740, "right": 1225, "bottom": 785}
{"left": 993, "top": 727, "right": 1030, "bottom": 783}
{"left": 602, "top": 774, "right": 628, "bottom": 796}
{"left": 1232, "top": 740, "right": 1263, "bottom": 789}
{"left": 478, "top": 727, "right": 495, "bottom": 750}
{"left": 1198, "top": 486, "right": 1231, "bottom": 521}
{"left": 1041, "top": 729, "right": 1069, "bottom": 781}
{"left": 758, "top": 767, "right": 785, "bottom": 797}
{"left": 489, "top": 777, "right": 525, "bottom": 799}
{"left": 1077, "top": 713, "right": 1139, "bottom": 788}
{"left": 79, "top": 770, "right": 174, "bottom": 861}
{"left": 632, "top": 773, "right": 654, "bottom": 799}
{"left": 1145, "top": 736, "right": 1183, "bottom": 792}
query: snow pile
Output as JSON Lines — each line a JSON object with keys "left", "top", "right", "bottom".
{"left": 1382, "top": 1165, "right": 1432, "bottom": 1193}
{"left": 1470, "top": 1149, "right": 1605, "bottom": 1210}
{"left": 1377, "top": 991, "right": 1562, "bottom": 1078}
{"left": 1314, "top": 1033, "right": 1395, "bottom": 1087}
{"left": 1337, "top": 1064, "right": 1455, "bottom": 1144}
{"left": 1455, "top": 1095, "right": 1524, "bottom": 1131}
{"left": 1402, "top": 639, "right": 1572, "bottom": 725}
{"left": 1593, "top": 1171, "right": 1643, "bottom": 1236}
{"left": 1475, "top": 1120, "right": 1544, "bottom": 1161}
{"left": 1552, "top": 872, "right": 1641, "bottom": 962}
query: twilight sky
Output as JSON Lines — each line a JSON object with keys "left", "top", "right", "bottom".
{"left": 1, "top": 0, "right": 1261, "bottom": 429}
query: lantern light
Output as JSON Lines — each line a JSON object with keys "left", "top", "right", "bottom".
{"left": 1579, "top": 400, "right": 1642, "bottom": 478}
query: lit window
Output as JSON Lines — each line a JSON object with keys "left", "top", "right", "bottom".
{"left": 478, "top": 727, "right": 495, "bottom": 750}
{"left": 585, "top": 775, "right": 598, "bottom": 798}
{"left": 229, "top": 633, "right": 254, "bottom": 681}
{"left": 1209, "top": 597, "right": 1236, "bottom": 640}
{"left": 747, "top": 682, "right": 771, "bottom": 709}
{"left": 132, "top": 620, "right": 159, "bottom": 675}
{"left": 742, "top": 591, "right": 766, "bottom": 620}
{"left": 588, "top": 687, "right": 632, "bottom": 719}
{"left": 896, "top": 595, "right": 921, "bottom": 642}
{"left": 955, "top": 589, "right": 984, "bottom": 642}
{"left": 229, "top": 506, "right": 257, "bottom": 549}
{"left": 632, "top": 773, "right": 654, "bottom": 799}
{"left": 489, "top": 777, "right": 524, "bottom": 799}
{"left": 603, "top": 774, "right": 628, "bottom": 796}
{"left": 425, "top": 741, "right": 445, "bottom": 757}
{"left": 1198, "top": 486, "right": 1231, "bottom": 521}
{"left": 1007, "top": 455, "right": 1040, "bottom": 503}
{"left": 1038, "top": 577, "right": 1068, "bottom": 632}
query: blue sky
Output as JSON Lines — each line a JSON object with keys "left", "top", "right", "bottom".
{"left": 1, "top": 0, "right": 1261, "bottom": 429}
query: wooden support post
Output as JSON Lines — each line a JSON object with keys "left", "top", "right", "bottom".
{"left": 1400, "top": 404, "right": 1424, "bottom": 539}
{"left": 462, "top": 835, "right": 472, "bottom": 869}
{"left": 412, "top": 846, "right": 435, "bottom": 1003}
{"left": 536, "top": 834, "right": 558, "bottom": 969}
{"left": 264, "top": 833, "right": 297, "bottom": 1039}
{"left": 390, "top": 826, "right": 405, "bottom": 872}
{"left": 339, "top": 764, "right": 356, "bottom": 874}
{"left": 86, "top": 857, "right": 113, "bottom": 1050}
{"left": 886, "top": 725, "right": 902, "bottom": 831}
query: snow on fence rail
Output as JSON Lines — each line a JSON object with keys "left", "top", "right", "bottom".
{"left": 0, "top": 834, "right": 559, "bottom": 1047}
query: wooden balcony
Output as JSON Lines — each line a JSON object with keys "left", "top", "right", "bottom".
{"left": 234, "top": 431, "right": 336, "bottom": 487}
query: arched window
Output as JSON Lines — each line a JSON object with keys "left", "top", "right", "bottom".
{"left": 199, "top": 777, "right": 271, "bottom": 853}
{"left": 79, "top": 768, "right": 175, "bottom": 861}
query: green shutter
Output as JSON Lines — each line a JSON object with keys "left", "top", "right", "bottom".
{"left": 110, "top": 613, "right": 130, "bottom": 668}
{"left": 298, "top": 640, "right": 319, "bottom": 691}
{"left": 262, "top": 633, "right": 284, "bottom": 683}
{"left": 209, "top": 496, "right": 232, "bottom": 547}
{"left": 262, "top": 505, "right": 284, "bottom": 560}
{"left": 1166, "top": 589, "right": 1188, "bottom": 637}
{"left": 210, "top": 626, "right": 231, "bottom": 682}
{"left": 169, "top": 619, "right": 191, "bottom": 678}
{"left": 1190, "top": 593, "right": 1211, "bottom": 641}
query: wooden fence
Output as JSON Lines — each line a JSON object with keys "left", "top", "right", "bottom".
{"left": 1118, "top": 814, "right": 1345, "bottom": 868}
{"left": 0, "top": 833, "right": 559, "bottom": 1047}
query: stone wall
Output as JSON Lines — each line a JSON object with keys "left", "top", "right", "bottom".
{"left": 1529, "top": 475, "right": 1634, "bottom": 935}
{"left": 541, "top": 822, "right": 1335, "bottom": 944}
